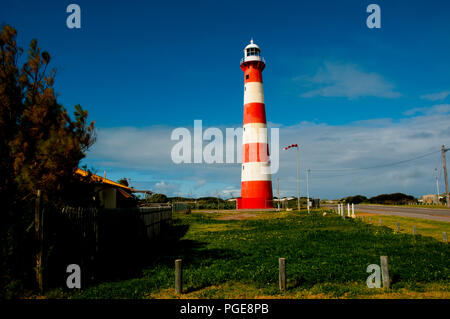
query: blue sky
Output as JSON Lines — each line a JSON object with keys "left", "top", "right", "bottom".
{"left": 3, "top": 0, "right": 450, "bottom": 199}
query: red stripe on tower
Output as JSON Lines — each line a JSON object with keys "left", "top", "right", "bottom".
{"left": 237, "top": 39, "right": 273, "bottom": 209}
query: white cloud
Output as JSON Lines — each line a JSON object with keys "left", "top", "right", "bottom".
{"left": 85, "top": 106, "right": 450, "bottom": 199}
{"left": 219, "top": 186, "right": 240, "bottom": 198}
{"left": 403, "top": 104, "right": 450, "bottom": 116}
{"left": 154, "top": 181, "right": 178, "bottom": 194}
{"left": 420, "top": 91, "right": 450, "bottom": 101}
{"left": 194, "top": 179, "right": 207, "bottom": 188}
{"left": 298, "top": 62, "right": 401, "bottom": 99}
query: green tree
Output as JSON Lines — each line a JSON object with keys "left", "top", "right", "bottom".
{"left": 0, "top": 25, "right": 95, "bottom": 293}
{"left": 148, "top": 193, "right": 169, "bottom": 203}
{"left": 118, "top": 178, "right": 129, "bottom": 187}
{"left": 342, "top": 195, "right": 367, "bottom": 204}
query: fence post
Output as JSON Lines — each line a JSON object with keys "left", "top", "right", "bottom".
{"left": 379, "top": 219, "right": 382, "bottom": 226}
{"left": 35, "top": 189, "right": 44, "bottom": 293}
{"left": 175, "top": 259, "right": 182, "bottom": 294}
{"left": 443, "top": 232, "right": 448, "bottom": 243}
{"left": 413, "top": 226, "right": 417, "bottom": 235}
{"left": 279, "top": 258, "right": 286, "bottom": 291}
{"left": 380, "top": 256, "right": 390, "bottom": 289}
{"left": 396, "top": 222, "right": 400, "bottom": 233}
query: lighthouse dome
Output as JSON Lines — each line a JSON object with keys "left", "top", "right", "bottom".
{"left": 244, "top": 39, "right": 261, "bottom": 51}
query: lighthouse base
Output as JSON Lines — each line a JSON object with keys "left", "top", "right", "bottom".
{"left": 236, "top": 197, "right": 274, "bottom": 209}
{"left": 238, "top": 180, "right": 273, "bottom": 209}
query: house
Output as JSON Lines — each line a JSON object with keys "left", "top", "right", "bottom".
{"left": 419, "top": 194, "right": 442, "bottom": 205}
{"left": 76, "top": 169, "right": 152, "bottom": 209}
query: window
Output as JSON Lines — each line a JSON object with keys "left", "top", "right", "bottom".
{"left": 246, "top": 74, "right": 249, "bottom": 79}
{"left": 247, "top": 48, "right": 260, "bottom": 57}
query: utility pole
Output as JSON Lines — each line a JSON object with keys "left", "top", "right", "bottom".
{"left": 442, "top": 145, "right": 449, "bottom": 208}
{"left": 277, "top": 176, "right": 280, "bottom": 211}
{"left": 297, "top": 146, "right": 300, "bottom": 212}
{"left": 306, "top": 169, "right": 310, "bottom": 213}
{"left": 435, "top": 168, "right": 440, "bottom": 205}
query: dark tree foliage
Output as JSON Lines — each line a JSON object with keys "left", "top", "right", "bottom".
{"left": 118, "top": 178, "right": 129, "bottom": 187}
{"left": 148, "top": 193, "right": 169, "bottom": 203}
{"left": 368, "top": 193, "right": 416, "bottom": 205}
{"left": 342, "top": 195, "right": 368, "bottom": 204}
{"left": 0, "top": 25, "right": 96, "bottom": 294}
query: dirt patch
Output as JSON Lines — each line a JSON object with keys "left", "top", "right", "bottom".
{"left": 144, "top": 282, "right": 450, "bottom": 299}
{"left": 356, "top": 212, "right": 376, "bottom": 217}
{"left": 216, "top": 213, "right": 259, "bottom": 220}
{"left": 189, "top": 223, "right": 249, "bottom": 232}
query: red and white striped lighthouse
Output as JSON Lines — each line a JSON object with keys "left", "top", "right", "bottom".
{"left": 237, "top": 39, "right": 273, "bottom": 209}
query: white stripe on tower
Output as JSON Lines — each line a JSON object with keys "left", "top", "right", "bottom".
{"left": 241, "top": 162, "right": 272, "bottom": 181}
{"left": 244, "top": 82, "right": 265, "bottom": 104}
{"left": 242, "top": 123, "right": 268, "bottom": 144}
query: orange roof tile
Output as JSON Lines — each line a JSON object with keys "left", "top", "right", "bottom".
{"left": 76, "top": 168, "right": 136, "bottom": 192}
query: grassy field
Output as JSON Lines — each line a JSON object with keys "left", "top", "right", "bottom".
{"left": 49, "top": 209, "right": 449, "bottom": 299}
{"left": 355, "top": 212, "right": 450, "bottom": 242}
{"left": 359, "top": 203, "right": 450, "bottom": 210}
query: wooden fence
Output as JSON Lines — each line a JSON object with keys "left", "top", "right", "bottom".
{"left": 102, "top": 206, "right": 172, "bottom": 240}
{"left": 37, "top": 202, "right": 172, "bottom": 290}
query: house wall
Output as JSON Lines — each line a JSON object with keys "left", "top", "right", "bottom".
{"left": 97, "top": 187, "right": 117, "bottom": 209}
{"left": 421, "top": 195, "right": 440, "bottom": 204}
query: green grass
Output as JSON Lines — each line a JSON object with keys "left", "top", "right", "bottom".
{"left": 48, "top": 210, "right": 449, "bottom": 299}
{"left": 357, "top": 213, "right": 450, "bottom": 242}
{"left": 359, "top": 203, "right": 450, "bottom": 210}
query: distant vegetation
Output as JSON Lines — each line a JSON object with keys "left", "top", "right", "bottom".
{"left": 170, "top": 196, "right": 236, "bottom": 210}
{"left": 341, "top": 195, "right": 368, "bottom": 204}
{"left": 140, "top": 195, "right": 320, "bottom": 210}
{"left": 341, "top": 193, "right": 416, "bottom": 205}
{"left": 142, "top": 192, "right": 417, "bottom": 208}
{"left": 138, "top": 193, "right": 169, "bottom": 205}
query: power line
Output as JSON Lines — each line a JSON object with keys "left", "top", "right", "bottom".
{"left": 309, "top": 149, "right": 441, "bottom": 172}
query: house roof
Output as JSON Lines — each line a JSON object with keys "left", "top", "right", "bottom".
{"left": 76, "top": 168, "right": 136, "bottom": 192}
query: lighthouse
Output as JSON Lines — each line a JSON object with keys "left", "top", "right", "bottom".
{"left": 237, "top": 39, "right": 274, "bottom": 209}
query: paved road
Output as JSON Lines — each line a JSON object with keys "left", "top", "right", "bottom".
{"left": 325, "top": 204, "right": 450, "bottom": 222}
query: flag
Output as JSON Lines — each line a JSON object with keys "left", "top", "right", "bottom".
{"left": 283, "top": 144, "right": 298, "bottom": 150}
